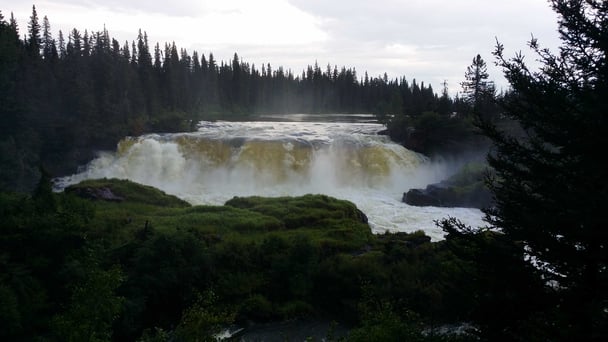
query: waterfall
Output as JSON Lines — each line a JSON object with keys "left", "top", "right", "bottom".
{"left": 56, "top": 119, "right": 484, "bottom": 239}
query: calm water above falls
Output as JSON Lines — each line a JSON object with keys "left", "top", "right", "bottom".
{"left": 57, "top": 115, "right": 485, "bottom": 240}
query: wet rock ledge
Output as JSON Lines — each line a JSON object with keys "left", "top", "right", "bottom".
{"left": 403, "top": 163, "right": 493, "bottom": 209}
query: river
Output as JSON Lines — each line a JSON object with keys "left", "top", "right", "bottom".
{"left": 56, "top": 114, "right": 485, "bottom": 240}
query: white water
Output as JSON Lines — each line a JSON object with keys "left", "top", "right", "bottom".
{"left": 56, "top": 116, "right": 484, "bottom": 240}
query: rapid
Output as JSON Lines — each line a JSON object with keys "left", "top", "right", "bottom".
{"left": 56, "top": 114, "right": 484, "bottom": 240}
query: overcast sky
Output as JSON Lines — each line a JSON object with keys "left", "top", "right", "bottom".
{"left": 1, "top": 0, "right": 561, "bottom": 95}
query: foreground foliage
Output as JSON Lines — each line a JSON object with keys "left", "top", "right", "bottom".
{"left": 0, "top": 178, "right": 487, "bottom": 341}
{"left": 442, "top": 0, "right": 608, "bottom": 340}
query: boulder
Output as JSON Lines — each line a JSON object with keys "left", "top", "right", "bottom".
{"left": 402, "top": 188, "right": 441, "bottom": 207}
{"left": 66, "top": 186, "right": 125, "bottom": 202}
{"left": 403, "top": 180, "right": 493, "bottom": 209}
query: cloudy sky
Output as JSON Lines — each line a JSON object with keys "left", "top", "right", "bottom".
{"left": 2, "top": 0, "right": 561, "bottom": 94}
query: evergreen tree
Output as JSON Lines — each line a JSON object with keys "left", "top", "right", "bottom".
{"left": 82, "top": 29, "right": 91, "bottom": 57}
{"left": 9, "top": 12, "right": 18, "bottom": 36}
{"left": 121, "top": 40, "right": 130, "bottom": 61}
{"left": 437, "top": 80, "right": 452, "bottom": 116}
{"left": 67, "top": 29, "right": 81, "bottom": 57}
{"left": 448, "top": 0, "right": 608, "bottom": 339}
{"left": 33, "top": 166, "right": 56, "bottom": 213}
{"left": 461, "top": 54, "right": 495, "bottom": 117}
{"left": 153, "top": 42, "right": 162, "bottom": 69}
{"left": 57, "top": 30, "right": 65, "bottom": 58}
{"left": 131, "top": 40, "right": 137, "bottom": 65}
{"left": 0, "top": 8, "right": 21, "bottom": 137}
{"left": 41, "top": 16, "right": 56, "bottom": 61}
{"left": 136, "top": 29, "right": 151, "bottom": 67}
{"left": 26, "top": 5, "right": 41, "bottom": 57}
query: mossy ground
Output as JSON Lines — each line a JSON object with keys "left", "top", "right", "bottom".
{"left": 66, "top": 178, "right": 372, "bottom": 251}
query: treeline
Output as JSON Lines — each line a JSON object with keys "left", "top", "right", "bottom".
{"left": 0, "top": 6, "right": 457, "bottom": 192}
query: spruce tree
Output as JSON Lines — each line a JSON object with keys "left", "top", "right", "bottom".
{"left": 0, "top": 8, "right": 20, "bottom": 136}
{"left": 437, "top": 80, "right": 452, "bottom": 116}
{"left": 469, "top": 0, "right": 607, "bottom": 339}
{"left": 153, "top": 42, "right": 162, "bottom": 69}
{"left": 26, "top": 5, "right": 41, "bottom": 57}
{"left": 41, "top": 16, "right": 56, "bottom": 61}
{"left": 461, "top": 54, "right": 495, "bottom": 118}
{"left": 9, "top": 12, "right": 18, "bottom": 36}
{"left": 136, "top": 29, "right": 151, "bottom": 67}
{"left": 57, "top": 30, "right": 65, "bottom": 58}
{"left": 68, "top": 29, "right": 81, "bottom": 57}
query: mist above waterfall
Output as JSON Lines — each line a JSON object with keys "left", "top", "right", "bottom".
{"left": 57, "top": 118, "right": 484, "bottom": 239}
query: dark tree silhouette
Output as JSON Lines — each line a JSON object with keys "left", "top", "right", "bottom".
{"left": 26, "top": 5, "right": 41, "bottom": 57}
{"left": 445, "top": 0, "right": 608, "bottom": 340}
{"left": 461, "top": 54, "right": 495, "bottom": 118}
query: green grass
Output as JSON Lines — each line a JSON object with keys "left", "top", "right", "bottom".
{"left": 225, "top": 194, "right": 368, "bottom": 228}
{"left": 66, "top": 179, "right": 372, "bottom": 251}
{"left": 225, "top": 194, "right": 371, "bottom": 250}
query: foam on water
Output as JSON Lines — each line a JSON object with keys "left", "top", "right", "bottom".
{"left": 56, "top": 119, "right": 485, "bottom": 240}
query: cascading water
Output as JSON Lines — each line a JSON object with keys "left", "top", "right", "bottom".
{"left": 56, "top": 117, "right": 485, "bottom": 240}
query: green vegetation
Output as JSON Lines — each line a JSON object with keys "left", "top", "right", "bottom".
{"left": 440, "top": 162, "right": 491, "bottom": 201}
{"left": 385, "top": 111, "right": 483, "bottom": 156}
{"left": 443, "top": 162, "right": 487, "bottom": 188}
{"left": 0, "top": 178, "right": 481, "bottom": 341}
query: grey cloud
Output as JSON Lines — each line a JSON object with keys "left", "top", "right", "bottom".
{"left": 286, "top": 0, "right": 560, "bottom": 92}
{"left": 29, "top": 0, "right": 203, "bottom": 17}
{"left": 288, "top": 0, "right": 558, "bottom": 49}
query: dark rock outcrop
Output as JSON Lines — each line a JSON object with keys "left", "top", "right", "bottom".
{"left": 65, "top": 186, "right": 125, "bottom": 202}
{"left": 403, "top": 162, "right": 494, "bottom": 209}
{"left": 403, "top": 181, "right": 492, "bottom": 209}
{"left": 402, "top": 188, "right": 442, "bottom": 207}
{"left": 64, "top": 178, "right": 191, "bottom": 207}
